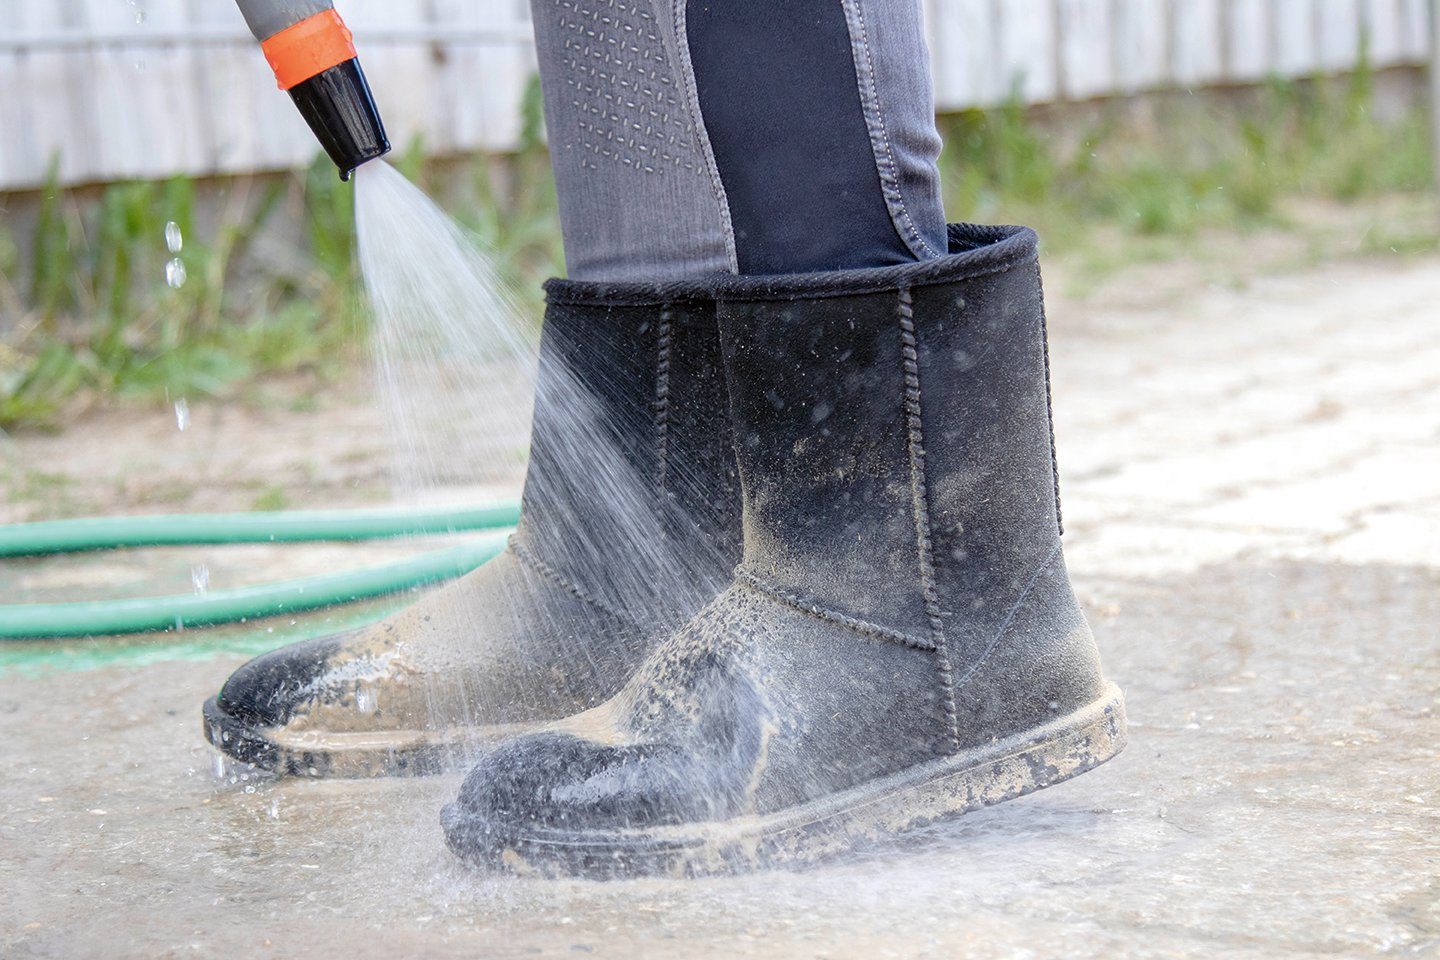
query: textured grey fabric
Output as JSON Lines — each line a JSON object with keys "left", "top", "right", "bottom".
{"left": 527, "top": 0, "right": 735, "bottom": 281}
{"left": 527, "top": 0, "right": 944, "bottom": 280}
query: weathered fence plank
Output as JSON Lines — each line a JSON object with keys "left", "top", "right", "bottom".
{"left": 929, "top": 0, "right": 1003, "bottom": 111}
{"left": 1227, "top": 0, "right": 1274, "bottom": 80}
{"left": 1172, "top": 0, "right": 1226, "bottom": 86}
{"left": 0, "top": 0, "right": 1431, "bottom": 191}
{"left": 997, "top": 0, "right": 1060, "bottom": 104}
{"left": 1362, "top": 0, "right": 1407, "bottom": 65}
{"left": 1112, "top": 0, "right": 1170, "bottom": 92}
{"left": 1317, "top": 0, "right": 1362, "bottom": 72}
{"left": 1058, "top": 0, "right": 1114, "bottom": 100}
{"left": 1401, "top": 0, "right": 1432, "bottom": 60}
{"left": 1272, "top": 0, "right": 1319, "bottom": 76}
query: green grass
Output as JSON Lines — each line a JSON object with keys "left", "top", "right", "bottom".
{"left": 0, "top": 80, "right": 561, "bottom": 432}
{"left": 0, "top": 158, "right": 355, "bottom": 429}
{"left": 940, "top": 66, "right": 1434, "bottom": 257}
{"left": 0, "top": 68, "right": 1431, "bottom": 432}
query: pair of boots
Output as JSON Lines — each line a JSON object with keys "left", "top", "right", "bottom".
{"left": 204, "top": 224, "right": 1126, "bottom": 877}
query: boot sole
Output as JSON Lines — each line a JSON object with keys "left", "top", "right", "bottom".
{"left": 441, "top": 683, "right": 1127, "bottom": 878}
{"left": 201, "top": 696, "right": 526, "bottom": 778}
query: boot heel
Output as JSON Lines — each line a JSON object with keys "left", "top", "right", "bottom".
{"left": 748, "top": 683, "right": 1128, "bottom": 867}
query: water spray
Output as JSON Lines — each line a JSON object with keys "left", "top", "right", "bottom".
{"left": 236, "top": 0, "right": 391, "bottom": 179}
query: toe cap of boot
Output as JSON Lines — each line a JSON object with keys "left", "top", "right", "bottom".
{"left": 448, "top": 731, "right": 728, "bottom": 837}
{"left": 215, "top": 634, "right": 346, "bottom": 727}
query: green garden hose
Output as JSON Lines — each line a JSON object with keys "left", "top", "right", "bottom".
{"left": 0, "top": 505, "right": 520, "bottom": 640}
{"left": 0, "top": 504, "right": 520, "bottom": 557}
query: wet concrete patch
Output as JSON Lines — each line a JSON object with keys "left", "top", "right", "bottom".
{"left": 2, "top": 560, "right": 1435, "bottom": 958}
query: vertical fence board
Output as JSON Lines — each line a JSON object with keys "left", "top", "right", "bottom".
{"left": 0, "top": 0, "right": 1432, "bottom": 191}
{"left": 1058, "top": 0, "right": 1114, "bottom": 99}
{"left": 471, "top": 0, "right": 535, "bottom": 151}
{"left": 432, "top": 0, "right": 481, "bottom": 152}
{"left": 1400, "top": 0, "right": 1431, "bottom": 60}
{"left": 16, "top": 3, "right": 89, "bottom": 186}
{"left": 1317, "top": 0, "right": 1362, "bottom": 72}
{"left": 1361, "top": 0, "right": 1407, "bottom": 67}
{"left": 82, "top": 0, "right": 143, "bottom": 181}
{"left": 0, "top": 49, "right": 29, "bottom": 189}
{"left": 931, "top": 0, "right": 1004, "bottom": 109}
{"left": 1273, "top": 0, "right": 1319, "bottom": 76}
{"left": 187, "top": 0, "right": 254, "bottom": 174}
{"left": 997, "top": 0, "right": 1059, "bottom": 103}
{"left": 1173, "top": 0, "right": 1226, "bottom": 85}
{"left": 1112, "top": 0, "right": 1170, "bottom": 91}
{"left": 1226, "top": 0, "right": 1274, "bottom": 80}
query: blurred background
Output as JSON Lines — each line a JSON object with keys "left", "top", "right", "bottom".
{"left": 1, "top": 0, "right": 1434, "bottom": 449}
{"left": 4, "top": 4, "right": 1439, "bottom": 956}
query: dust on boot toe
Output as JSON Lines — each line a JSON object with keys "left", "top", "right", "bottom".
{"left": 213, "top": 634, "right": 348, "bottom": 729}
{"left": 204, "top": 552, "right": 656, "bottom": 777}
{"left": 442, "top": 224, "right": 1127, "bottom": 876}
{"left": 202, "top": 281, "right": 741, "bottom": 778}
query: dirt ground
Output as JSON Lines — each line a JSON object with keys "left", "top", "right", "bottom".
{"left": 2, "top": 227, "right": 1438, "bottom": 958}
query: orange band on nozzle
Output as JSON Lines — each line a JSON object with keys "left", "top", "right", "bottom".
{"left": 261, "top": 9, "right": 357, "bottom": 91}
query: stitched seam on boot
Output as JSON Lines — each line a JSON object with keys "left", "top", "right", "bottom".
{"left": 736, "top": 571, "right": 935, "bottom": 651}
{"left": 898, "top": 288, "right": 963, "bottom": 752}
{"left": 509, "top": 535, "right": 634, "bottom": 628}
{"left": 952, "top": 542, "right": 1063, "bottom": 692}
{"left": 654, "top": 306, "right": 673, "bottom": 495}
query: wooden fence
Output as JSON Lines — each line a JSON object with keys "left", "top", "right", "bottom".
{"left": 0, "top": 0, "right": 1432, "bottom": 191}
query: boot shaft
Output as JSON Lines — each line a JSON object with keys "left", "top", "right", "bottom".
{"left": 519, "top": 282, "right": 743, "bottom": 624}
{"left": 715, "top": 224, "right": 1082, "bottom": 677}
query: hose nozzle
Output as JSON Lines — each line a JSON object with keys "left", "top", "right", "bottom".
{"left": 239, "top": 2, "right": 391, "bottom": 180}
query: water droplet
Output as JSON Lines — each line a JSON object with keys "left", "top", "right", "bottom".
{"left": 165, "top": 258, "right": 186, "bottom": 289}
{"left": 128, "top": 0, "right": 147, "bottom": 24}
{"left": 191, "top": 564, "right": 210, "bottom": 595}
{"left": 174, "top": 398, "right": 190, "bottom": 431}
{"left": 165, "top": 220, "right": 183, "bottom": 254}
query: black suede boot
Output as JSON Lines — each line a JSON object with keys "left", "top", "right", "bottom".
{"left": 202, "top": 280, "right": 741, "bottom": 776}
{"left": 441, "top": 224, "right": 1126, "bottom": 875}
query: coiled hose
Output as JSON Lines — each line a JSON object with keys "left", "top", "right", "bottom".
{"left": 0, "top": 505, "right": 518, "bottom": 639}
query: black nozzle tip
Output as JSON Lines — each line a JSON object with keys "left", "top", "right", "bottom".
{"left": 288, "top": 58, "right": 391, "bottom": 181}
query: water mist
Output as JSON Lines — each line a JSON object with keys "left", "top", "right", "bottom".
{"left": 351, "top": 161, "right": 730, "bottom": 759}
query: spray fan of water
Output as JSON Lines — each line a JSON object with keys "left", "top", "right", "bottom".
{"left": 352, "top": 160, "right": 725, "bottom": 626}
{"left": 354, "top": 161, "right": 537, "bottom": 502}
{"left": 338, "top": 160, "right": 733, "bottom": 893}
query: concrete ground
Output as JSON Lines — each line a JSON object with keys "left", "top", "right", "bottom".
{"left": 2, "top": 251, "right": 1438, "bottom": 958}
